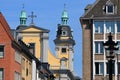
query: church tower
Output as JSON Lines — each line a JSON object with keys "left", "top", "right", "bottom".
{"left": 16, "top": 5, "right": 27, "bottom": 30}
{"left": 54, "top": 7, "right": 75, "bottom": 71}
{"left": 20, "top": 8, "right": 27, "bottom": 25}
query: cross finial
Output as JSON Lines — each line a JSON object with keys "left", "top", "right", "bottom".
{"left": 64, "top": 3, "right": 66, "bottom": 11}
{"left": 28, "top": 11, "right": 37, "bottom": 25}
{"left": 22, "top": 4, "right": 24, "bottom": 9}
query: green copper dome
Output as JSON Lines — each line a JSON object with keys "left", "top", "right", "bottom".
{"left": 61, "top": 9, "right": 69, "bottom": 25}
{"left": 20, "top": 10, "right": 27, "bottom": 25}
{"left": 62, "top": 10, "right": 68, "bottom": 18}
{"left": 20, "top": 10, "right": 27, "bottom": 18}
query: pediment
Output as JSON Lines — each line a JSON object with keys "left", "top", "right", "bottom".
{"left": 22, "top": 27, "right": 42, "bottom": 32}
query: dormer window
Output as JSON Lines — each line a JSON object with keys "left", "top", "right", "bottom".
{"left": 105, "top": 0, "right": 115, "bottom": 14}
{"left": 106, "top": 5, "right": 114, "bottom": 14}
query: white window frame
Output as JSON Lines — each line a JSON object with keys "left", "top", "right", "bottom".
{"left": 95, "top": 62, "right": 104, "bottom": 75}
{"left": 0, "top": 45, "right": 4, "bottom": 58}
{"left": 0, "top": 68, "right": 3, "bottom": 80}
{"left": 106, "top": 26, "right": 112, "bottom": 33}
{"left": 14, "top": 71, "right": 21, "bottom": 80}
{"left": 105, "top": 21, "right": 115, "bottom": 33}
{"left": 106, "top": 5, "right": 114, "bottom": 14}
{"left": 15, "top": 50, "right": 21, "bottom": 64}
{"left": 95, "top": 42, "right": 104, "bottom": 54}
{"left": 117, "top": 42, "right": 120, "bottom": 54}
{"left": 94, "top": 21, "right": 104, "bottom": 34}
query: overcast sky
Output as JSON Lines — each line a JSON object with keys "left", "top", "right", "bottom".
{"left": 0, "top": 0, "right": 95, "bottom": 77}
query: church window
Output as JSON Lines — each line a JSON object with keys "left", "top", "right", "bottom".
{"left": 0, "top": 45, "right": 4, "bottom": 58}
{"left": 95, "top": 62, "right": 104, "bottom": 75}
{"left": 29, "top": 43, "right": 35, "bottom": 55}
{"left": 62, "top": 48, "right": 66, "bottom": 53}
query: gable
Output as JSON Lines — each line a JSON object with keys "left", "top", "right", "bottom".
{"left": 82, "top": 0, "right": 120, "bottom": 19}
{"left": 0, "top": 13, "right": 13, "bottom": 41}
{"left": 22, "top": 27, "right": 42, "bottom": 32}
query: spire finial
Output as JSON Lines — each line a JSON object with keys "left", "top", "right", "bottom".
{"left": 20, "top": 4, "right": 27, "bottom": 25}
{"left": 28, "top": 11, "right": 37, "bottom": 25}
{"left": 64, "top": 3, "right": 66, "bottom": 11}
{"left": 22, "top": 4, "right": 24, "bottom": 10}
{"left": 61, "top": 4, "right": 69, "bottom": 25}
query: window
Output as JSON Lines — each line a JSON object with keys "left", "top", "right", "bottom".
{"left": 62, "top": 48, "right": 66, "bottom": 53}
{"left": 61, "top": 60, "right": 67, "bottom": 69}
{"left": 118, "top": 42, "right": 120, "bottom": 54}
{"left": 0, "top": 46, "right": 4, "bottom": 58}
{"left": 95, "top": 62, "right": 104, "bottom": 75}
{"left": 117, "top": 21, "right": 120, "bottom": 32}
{"left": 29, "top": 43, "right": 35, "bottom": 55}
{"left": 22, "top": 58, "right": 25, "bottom": 69}
{"left": 26, "top": 61, "right": 28, "bottom": 76}
{"left": 0, "top": 68, "right": 3, "bottom": 80}
{"left": 94, "top": 21, "right": 104, "bottom": 33}
{"left": 14, "top": 72, "right": 20, "bottom": 80}
{"left": 106, "top": 62, "right": 115, "bottom": 74}
{"left": 106, "top": 21, "right": 114, "bottom": 33}
{"left": 26, "top": 68, "right": 28, "bottom": 76}
{"left": 95, "top": 42, "right": 104, "bottom": 54}
{"left": 106, "top": 5, "right": 114, "bottom": 14}
{"left": 118, "top": 62, "right": 120, "bottom": 74}
{"left": 105, "top": 0, "right": 115, "bottom": 14}
{"left": 29, "top": 63, "right": 32, "bottom": 74}
{"left": 15, "top": 51, "right": 21, "bottom": 64}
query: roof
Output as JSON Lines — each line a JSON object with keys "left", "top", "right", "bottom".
{"left": 54, "top": 38, "right": 75, "bottom": 45}
{"left": 16, "top": 24, "right": 50, "bottom": 33}
{"left": 56, "top": 24, "right": 73, "bottom": 37}
{"left": 80, "top": 0, "right": 120, "bottom": 20}
{"left": 51, "top": 69, "right": 80, "bottom": 80}
{"left": 0, "top": 12, "right": 14, "bottom": 40}
{"left": 18, "top": 39, "right": 54, "bottom": 77}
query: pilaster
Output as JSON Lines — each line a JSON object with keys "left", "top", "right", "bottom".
{"left": 41, "top": 33, "right": 49, "bottom": 62}
{"left": 32, "top": 60, "right": 37, "bottom": 80}
{"left": 68, "top": 46, "right": 74, "bottom": 72}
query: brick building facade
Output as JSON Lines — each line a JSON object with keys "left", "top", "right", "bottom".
{"left": 0, "top": 12, "right": 21, "bottom": 80}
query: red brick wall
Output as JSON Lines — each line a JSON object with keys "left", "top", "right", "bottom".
{"left": 0, "top": 16, "right": 21, "bottom": 80}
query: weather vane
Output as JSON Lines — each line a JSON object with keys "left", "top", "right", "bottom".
{"left": 28, "top": 11, "right": 37, "bottom": 25}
